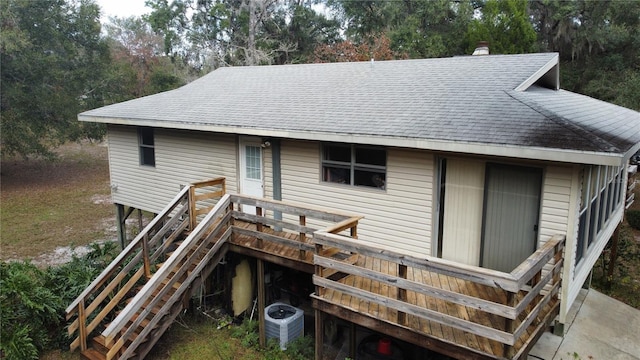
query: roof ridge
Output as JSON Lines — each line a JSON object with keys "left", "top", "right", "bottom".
{"left": 505, "top": 89, "right": 620, "bottom": 153}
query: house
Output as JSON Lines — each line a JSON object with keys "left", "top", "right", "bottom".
{"left": 70, "top": 53, "right": 640, "bottom": 359}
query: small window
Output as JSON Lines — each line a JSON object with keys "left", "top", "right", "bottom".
{"left": 322, "top": 144, "right": 386, "bottom": 189}
{"left": 138, "top": 127, "right": 155, "bottom": 166}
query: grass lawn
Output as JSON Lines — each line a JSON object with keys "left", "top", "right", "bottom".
{"left": 1, "top": 142, "right": 114, "bottom": 262}
{"left": 1, "top": 142, "right": 298, "bottom": 360}
{"left": 40, "top": 316, "right": 272, "bottom": 360}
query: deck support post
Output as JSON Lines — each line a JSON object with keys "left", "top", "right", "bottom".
{"left": 315, "top": 309, "right": 324, "bottom": 360}
{"left": 314, "top": 240, "right": 325, "bottom": 360}
{"left": 299, "top": 215, "right": 306, "bottom": 260}
{"left": 256, "top": 207, "right": 263, "bottom": 249}
{"left": 188, "top": 184, "right": 196, "bottom": 231}
{"left": 398, "top": 264, "right": 408, "bottom": 325}
{"left": 258, "top": 258, "right": 266, "bottom": 347}
{"left": 504, "top": 292, "right": 517, "bottom": 358}
{"left": 115, "top": 204, "right": 134, "bottom": 249}
{"left": 139, "top": 209, "right": 151, "bottom": 278}
{"left": 228, "top": 202, "right": 235, "bottom": 226}
{"left": 349, "top": 322, "right": 356, "bottom": 359}
{"left": 78, "top": 299, "right": 87, "bottom": 351}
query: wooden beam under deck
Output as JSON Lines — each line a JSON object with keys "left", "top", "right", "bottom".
{"left": 313, "top": 298, "right": 496, "bottom": 360}
{"left": 227, "top": 221, "right": 315, "bottom": 273}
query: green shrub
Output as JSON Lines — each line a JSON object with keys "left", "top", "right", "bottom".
{"left": 231, "top": 318, "right": 260, "bottom": 348}
{"left": 0, "top": 261, "right": 61, "bottom": 359}
{"left": 0, "top": 242, "right": 118, "bottom": 358}
{"left": 627, "top": 209, "right": 640, "bottom": 230}
{"left": 283, "top": 335, "right": 314, "bottom": 360}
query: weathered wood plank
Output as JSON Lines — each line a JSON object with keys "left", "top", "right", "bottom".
{"left": 119, "top": 228, "right": 231, "bottom": 359}
{"left": 232, "top": 211, "right": 318, "bottom": 235}
{"left": 313, "top": 276, "right": 515, "bottom": 345}
{"left": 440, "top": 273, "right": 469, "bottom": 349}
{"left": 312, "top": 297, "right": 497, "bottom": 360}
{"left": 314, "top": 231, "right": 520, "bottom": 292}
{"left": 513, "top": 260, "right": 561, "bottom": 316}
{"left": 230, "top": 194, "right": 357, "bottom": 223}
{"left": 193, "top": 190, "right": 225, "bottom": 201}
{"left": 103, "top": 195, "right": 231, "bottom": 344}
{"left": 190, "top": 177, "right": 226, "bottom": 188}
{"left": 430, "top": 271, "right": 455, "bottom": 345}
{"left": 313, "top": 256, "right": 517, "bottom": 319}
{"left": 233, "top": 227, "right": 315, "bottom": 252}
{"left": 512, "top": 300, "right": 560, "bottom": 360}
{"left": 66, "top": 186, "right": 191, "bottom": 316}
{"left": 510, "top": 236, "right": 564, "bottom": 287}
{"left": 324, "top": 217, "right": 364, "bottom": 235}
{"left": 513, "top": 282, "right": 560, "bottom": 341}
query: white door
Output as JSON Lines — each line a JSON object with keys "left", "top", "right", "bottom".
{"left": 239, "top": 138, "right": 264, "bottom": 214}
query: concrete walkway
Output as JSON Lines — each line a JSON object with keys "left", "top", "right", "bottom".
{"left": 529, "top": 289, "right": 640, "bottom": 360}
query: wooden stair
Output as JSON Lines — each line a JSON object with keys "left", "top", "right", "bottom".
{"left": 79, "top": 265, "right": 184, "bottom": 360}
{"left": 78, "top": 215, "right": 230, "bottom": 359}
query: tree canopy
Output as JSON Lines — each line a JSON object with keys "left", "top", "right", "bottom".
{"left": 1, "top": 0, "right": 638, "bottom": 158}
{"left": 1, "top": 0, "right": 109, "bottom": 158}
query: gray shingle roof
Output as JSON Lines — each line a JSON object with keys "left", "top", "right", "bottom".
{"left": 80, "top": 53, "right": 640, "bottom": 163}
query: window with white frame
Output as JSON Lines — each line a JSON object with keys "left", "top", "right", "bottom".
{"left": 575, "top": 165, "right": 624, "bottom": 267}
{"left": 138, "top": 127, "right": 155, "bottom": 167}
{"left": 321, "top": 144, "right": 386, "bottom": 189}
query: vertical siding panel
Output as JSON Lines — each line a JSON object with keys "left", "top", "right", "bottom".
{"left": 441, "top": 159, "right": 485, "bottom": 266}
{"left": 263, "top": 146, "right": 273, "bottom": 200}
{"left": 107, "top": 125, "right": 237, "bottom": 213}
{"left": 539, "top": 165, "right": 573, "bottom": 246}
{"left": 280, "top": 140, "right": 433, "bottom": 256}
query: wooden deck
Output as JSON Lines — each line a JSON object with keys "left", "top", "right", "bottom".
{"left": 221, "top": 198, "right": 563, "bottom": 360}
{"left": 312, "top": 255, "right": 558, "bottom": 359}
{"left": 66, "top": 179, "right": 564, "bottom": 360}
{"left": 228, "top": 220, "right": 316, "bottom": 273}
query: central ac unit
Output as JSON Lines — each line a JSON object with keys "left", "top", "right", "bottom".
{"left": 264, "top": 302, "right": 304, "bottom": 350}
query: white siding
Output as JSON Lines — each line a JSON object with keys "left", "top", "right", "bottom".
{"left": 280, "top": 140, "right": 434, "bottom": 255}
{"left": 107, "top": 125, "right": 238, "bottom": 213}
{"left": 538, "top": 165, "right": 574, "bottom": 245}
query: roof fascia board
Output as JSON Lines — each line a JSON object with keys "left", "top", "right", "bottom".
{"left": 82, "top": 115, "right": 624, "bottom": 167}
{"left": 514, "top": 53, "right": 560, "bottom": 91}
{"left": 625, "top": 143, "right": 640, "bottom": 162}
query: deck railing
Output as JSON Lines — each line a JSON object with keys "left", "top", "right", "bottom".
{"left": 65, "top": 177, "right": 364, "bottom": 358}
{"left": 102, "top": 194, "right": 232, "bottom": 359}
{"left": 189, "top": 177, "right": 226, "bottom": 230}
{"left": 229, "top": 194, "right": 363, "bottom": 260}
{"left": 312, "top": 231, "right": 565, "bottom": 359}
{"left": 65, "top": 178, "right": 226, "bottom": 356}
{"left": 68, "top": 177, "right": 563, "bottom": 360}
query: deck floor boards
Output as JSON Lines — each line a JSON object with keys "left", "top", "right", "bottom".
{"left": 226, "top": 220, "right": 557, "bottom": 360}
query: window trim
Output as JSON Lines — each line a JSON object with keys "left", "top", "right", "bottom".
{"left": 321, "top": 143, "right": 387, "bottom": 190}
{"left": 138, "top": 127, "right": 155, "bottom": 167}
{"left": 575, "top": 165, "right": 624, "bottom": 269}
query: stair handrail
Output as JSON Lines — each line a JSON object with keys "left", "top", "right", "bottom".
{"left": 65, "top": 186, "right": 191, "bottom": 351}
{"left": 102, "top": 193, "right": 232, "bottom": 348}
{"left": 117, "top": 206, "right": 232, "bottom": 359}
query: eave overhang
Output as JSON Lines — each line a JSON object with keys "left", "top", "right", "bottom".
{"left": 79, "top": 114, "right": 628, "bottom": 167}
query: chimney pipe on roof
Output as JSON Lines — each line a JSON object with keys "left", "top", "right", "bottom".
{"left": 472, "top": 41, "right": 489, "bottom": 56}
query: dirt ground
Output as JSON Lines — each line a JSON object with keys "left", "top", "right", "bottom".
{"left": 1, "top": 141, "right": 117, "bottom": 264}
